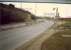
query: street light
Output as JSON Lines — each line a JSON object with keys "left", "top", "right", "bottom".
{"left": 53, "top": 8, "right": 60, "bottom": 24}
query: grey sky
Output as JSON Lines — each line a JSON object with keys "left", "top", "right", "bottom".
{"left": 0, "top": 0, "right": 71, "bottom": 4}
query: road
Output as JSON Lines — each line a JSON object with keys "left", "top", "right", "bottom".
{"left": 0, "top": 20, "right": 54, "bottom": 50}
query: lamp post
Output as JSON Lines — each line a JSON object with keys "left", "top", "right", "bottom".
{"left": 53, "top": 8, "right": 59, "bottom": 24}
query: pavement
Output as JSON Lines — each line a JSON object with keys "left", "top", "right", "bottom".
{"left": 16, "top": 29, "right": 56, "bottom": 50}
{"left": 0, "top": 20, "right": 54, "bottom": 50}
{"left": 15, "top": 23, "right": 57, "bottom": 50}
{"left": 16, "top": 20, "right": 62, "bottom": 50}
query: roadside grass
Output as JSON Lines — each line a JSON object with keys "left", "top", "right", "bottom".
{"left": 57, "top": 20, "right": 71, "bottom": 29}
{"left": 41, "top": 20, "right": 71, "bottom": 50}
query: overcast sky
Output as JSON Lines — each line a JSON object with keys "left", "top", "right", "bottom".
{"left": 0, "top": 0, "right": 71, "bottom": 3}
{"left": 2, "top": 2, "right": 71, "bottom": 18}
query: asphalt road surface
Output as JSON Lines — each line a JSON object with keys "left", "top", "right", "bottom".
{"left": 0, "top": 20, "right": 54, "bottom": 50}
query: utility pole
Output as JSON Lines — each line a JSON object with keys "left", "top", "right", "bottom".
{"left": 55, "top": 8, "right": 59, "bottom": 19}
{"left": 53, "top": 8, "right": 60, "bottom": 24}
{"left": 34, "top": 3, "right": 37, "bottom": 16}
